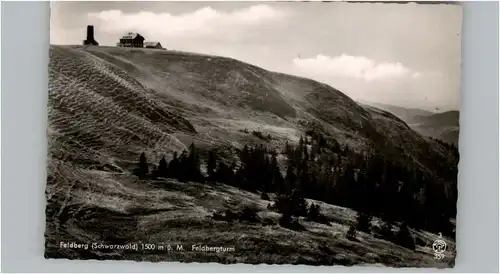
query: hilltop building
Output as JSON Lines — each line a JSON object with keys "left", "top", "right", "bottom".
{"left": 82, "top": 25, "right": 99, "bottom": 46}
{"left": 117, "top": 32, "right": 145, "bottom": 48}
{"left": 144, "top": 41, "right": 163, "bottom": 49}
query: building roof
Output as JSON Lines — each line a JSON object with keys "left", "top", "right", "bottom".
{"left": 121, "top": 32, "right": 143, "bottom": 39}
{"left": 144, "top": 41, "right": 161, "bottom": 46}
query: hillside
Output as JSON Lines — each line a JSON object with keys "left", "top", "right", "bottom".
{"left": 359, "top": 102, "right": 459, "bottom": 145}
{"left": 48, "top": 45, "right": 455, "bottom": 173}
{"left": 46, "top": 45, "right": 458, "bottom": 266}
{"left": 409, "top": 111, "right": 460, "bottom": 145}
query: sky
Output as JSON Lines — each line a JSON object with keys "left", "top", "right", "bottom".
{"left": 50, "top": 1, "right": 462, "bottom": 112}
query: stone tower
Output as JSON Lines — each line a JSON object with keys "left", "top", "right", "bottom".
{"left": 83, "top": 25, "right": 99, "bottom": 46}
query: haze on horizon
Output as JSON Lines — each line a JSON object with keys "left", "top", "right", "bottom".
{"left": 50, "top": 1, "right": 462, "bottom": 112}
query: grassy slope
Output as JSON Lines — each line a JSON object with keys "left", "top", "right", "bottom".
{"left": 45, "top": 161, "right": 455, "bottom": 267}
{"left": 46, "top": 45, "right": 457, "bottom": 266}
{"left": 74, "top": 46, "right": 454, "bottom": 167}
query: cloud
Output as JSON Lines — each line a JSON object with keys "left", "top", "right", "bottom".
{"left": 87, "top": 5, "right": 289, "bottom": 39}
{"left": 292, "top": 54, "right": 419, "bottom": 81}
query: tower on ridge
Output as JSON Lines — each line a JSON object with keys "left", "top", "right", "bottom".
{"left": 83, "top": 25, "right": 99, "bottom": 46}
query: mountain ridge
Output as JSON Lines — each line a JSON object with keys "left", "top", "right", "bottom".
{"left": 48, "top": 45, "right": 456, "bottom": 181}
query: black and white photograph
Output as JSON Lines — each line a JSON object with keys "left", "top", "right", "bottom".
{"left": 46, "top": 1, "right": 461, "bottom": 267}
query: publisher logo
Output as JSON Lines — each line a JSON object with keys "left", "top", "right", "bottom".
{"left": 432, "top": 233, "right": 447, "bottom": 260}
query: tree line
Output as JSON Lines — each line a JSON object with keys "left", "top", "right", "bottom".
{"left": 133, "top": 130, "right": 458, "bottom": 237}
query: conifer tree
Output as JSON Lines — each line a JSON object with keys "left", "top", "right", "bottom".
{"left": 298, "top": 160, "right": 310, "bottom": 196}
{"left": 158, "top": 156, "right": 168, "bottom": 178}
{"left": 303, "top": 144, "right": 309, "bottom": 161}
{"left": 177, "top": 150, "right": 189, "bottom": 182}
{"left": 133, "top": 152, "right": 149, "bottom": 179}
{"left": 206, "top": 150, "right": 217, "bottom": 181}
{"left": 230, "top": 161, "right": 237, "bottom": 173}
{"left": 284, "top": 141, "right": 293, "bottom": 157}
{"left": 168, "top": 152, "right": 180, "bottom": 179}
{"left": 310, "top": 140, "right": 317, "bottom": 160}
{"left": 319, "top": 135, "right": 327, "bottom": 148}
{"left": 151, "top": 166, "right": 159, "bottom": 180}
{"left": 291, "top": 189, "right": 308, "bottom": 217}
{"left": 215, "top": 162, "right": 234, "bottom": 185}
{"left": 284, "top": 163, "right": 296, "bottom": 194}
{"left": 263, "top": 155, "right": 273, "bottom": 191}
{"left": 308, "top": 203, "right": 320, "bottom": 221}
{"left": 355, "top": 211, "right": 372, "bottom": 232}
{"left": 234, "top": 166, "right": 245, "bottom": 188}
{"left": 241, "top": 145, "right": 250, "bottom": 165}
{"left": 269, "top": 153, "right": 281, "bottom": 192}
{"left": 186, "top": 143, "right": 203, "bottom": 182}
{"left": 394, "top": 222, "right": 415, "bottom": 250}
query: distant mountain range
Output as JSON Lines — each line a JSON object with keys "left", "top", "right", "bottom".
{"left": 360, "top": 101, "right": 459, "bottom": 145}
